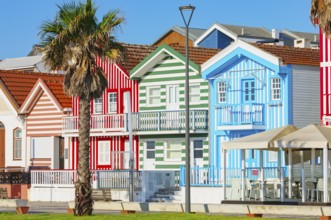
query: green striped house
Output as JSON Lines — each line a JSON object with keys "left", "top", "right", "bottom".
{"left": 130, "top": 44, "right": 219, "bottom": 170}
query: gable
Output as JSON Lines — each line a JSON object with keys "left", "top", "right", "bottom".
{"left": 0, "top": 82, "right": 18, "bottom": 113}
{"left": 26, "top": 91, "right": 64, "bottom": 136}
{"left": 198, "top": 29, "right": 233, "bottom": 49}
{"left": 130, "top": 44, "right": 200, "bottom": 79}
{"left": 0, "top": 92, "right": 12, "bottom": 114}
{"left": 202, "top": 40, "right": 280, "bottom": 80}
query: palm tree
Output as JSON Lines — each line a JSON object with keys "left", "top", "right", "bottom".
{"left": 39, "top": 0, "right": 123, "bottom": 215}
{"left": 310, "top": 0, "right": 331, "bottom": 36}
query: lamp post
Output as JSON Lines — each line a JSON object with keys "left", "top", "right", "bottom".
{"left": 179, "top": 4, "right": 195, "bottom": 213}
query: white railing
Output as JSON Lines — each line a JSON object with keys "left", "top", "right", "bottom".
{"left": 216, "top": 104, "right": 264, "bottom": 126}
{"left": 132, "top": 110, "right": 208, "bottom": 131}
{"left": 31, "top": 170, "right": 77, "bottom": 186}
{"left": 63, "top": 114, "right": 127, "bottom": 133}
{"left": 97, "top": 170, "right": 142, "bottom": 189}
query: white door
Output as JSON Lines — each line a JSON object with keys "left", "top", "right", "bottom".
{"left": 123, "top": 140, "right": 130, "bottom": 169}
{"left": 166, "top": 85, "right": 180, "bottom": 110}
{"left": 191, "top": 140, "right": 204, "bottom": 167}
{"left": 144, "top": 141, "right": 155, "bottom": 170}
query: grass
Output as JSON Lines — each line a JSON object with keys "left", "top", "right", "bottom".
{"left": 0, "top": 212, "right": 318, "bottom": 220}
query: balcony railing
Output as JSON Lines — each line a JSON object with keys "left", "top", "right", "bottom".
{"left": 131, "top": 110, "right": 208, "bottom": 131}
{"left": 216, "top": 103, "right": 264, "bottom": 128}
{"left": 63, "top": 114, "right": 127, "bottom": 133}
{"left": 63, "top": 110, "right": 208, "bottom": 134}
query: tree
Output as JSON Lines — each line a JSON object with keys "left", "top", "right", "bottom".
{"left": 39, "top": 0, "right": 123, "bottom": 215}
{"left": 310, "top": 0, "right": 331, "bottom": 36}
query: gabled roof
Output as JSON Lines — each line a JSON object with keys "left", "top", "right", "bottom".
{"left": 281, "top": 29, "right": 319, "bottom": 43}
{"left": 117, "top": 44, "right": 157, "bottom": 72}
{"left": 195, "top": 23, "right": 273, "bottom": 46}
{"left": 19, "top": 78, "right": 71, "bottom": 114}
{"left": 130, "top": 44, "right": 220, "bottom": 79}
{"left": 0, "top": 55, "right": 49, "bottom": 72}
{"left": 0, "top": 70, "right": 66, "bottom": 110}
{"left": 254, "top": 43, "right": 320, "bottom": 66}
{"left": 152, "top": 25, "right": 206, "bottom": 45}
{"left": 202, "top": 40, "right": 319, "bottom": 79}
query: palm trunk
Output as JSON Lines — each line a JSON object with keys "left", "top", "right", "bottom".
{"left": 75, "top": 95, "right": 93, "bottom": 215}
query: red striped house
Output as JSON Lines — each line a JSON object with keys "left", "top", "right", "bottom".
{"left": 63, "top": 44, "right": 156, "bottom": 170}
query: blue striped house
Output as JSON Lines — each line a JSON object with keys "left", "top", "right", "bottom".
{"left": 201, "top": 40, "right": 320, "bottom": 169}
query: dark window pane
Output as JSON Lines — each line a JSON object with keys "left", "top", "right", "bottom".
{"left": 147, "top": 151, "right": 155, "bottom": 159}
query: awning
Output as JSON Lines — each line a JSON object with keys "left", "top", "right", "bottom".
{"left": 274, "top": 124, "right": 331, "bottom": 149}
{"left": 222, "top": 125, "right": 298, "bottom": 150}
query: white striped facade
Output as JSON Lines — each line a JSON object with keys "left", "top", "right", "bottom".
{"left": 26, "top": 92, "right": 64, "bottom": 136}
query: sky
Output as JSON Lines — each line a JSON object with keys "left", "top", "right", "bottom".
{"left": 0, "top": 0, "right": 318, "bottom": 60}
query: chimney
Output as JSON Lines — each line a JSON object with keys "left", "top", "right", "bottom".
{"left": 271, "top": 29, "right": 280, "bottom": 39}
{"left": 294, "top": 38, "right": 311, "bottom": 48}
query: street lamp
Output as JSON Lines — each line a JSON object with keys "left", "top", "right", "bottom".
{"left": 179, "top": 4, "right": 195, "bottom": 213}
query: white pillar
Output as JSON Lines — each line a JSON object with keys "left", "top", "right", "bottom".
{"left": 288, "top": 149, "right": 293, "bottom": 199}
{"left": 222, "top": 149, "right": 227, "bottom": 201}
{"left": 260, "top": 149, "right": 264, "bottom": 201}
{"left": 277, "top": 149, "right": 281, "bottom": 178}
{"left": 300, "top": 151, "right": 305, "bottom": 202}
{"left": 311, "top": 149, "right": 315, "bottom": 179}
{"left": 323, "top": 146, "right": 329, "bottom": 203}
{"left": 241, "top": 149, "right": 246, "bottom": 201}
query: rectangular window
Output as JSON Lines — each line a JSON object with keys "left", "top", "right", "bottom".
{"left": 271, "top": 78, "right": 281, "bottom": 100}
{"left": 146, "top": 141, "right": 155, "bottom": 159}
{"left": 98, "top": 141, "right": 110, "bottom": 165}
{"left": 94, "top": 98, "right": 102, "bottom": 114}
{"left": 147, "top": 87, "right": 161, "bottom": 105}
{"left": 243, "top": 79, "right": 255, "bottom": 102}
{"left": 218, "top": 81, "right": 227, "bottom": 103}
{"left": 165, "top": 141, "right": 182, "bottom": 161}
{"left": 13, "top": 129, "right": 22, "bottom": 160}
{"left": 193, "top": 140, "right": 203, "bottom": 159}
{"left": 108, "top": 93, "right": 117, "bottom": 113}
{"left": 189, "top": 84, "right": 200, "bottom": 103}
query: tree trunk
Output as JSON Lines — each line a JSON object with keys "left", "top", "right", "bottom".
{"left": 75, "top": 95, "right": 93, "bottom": 215}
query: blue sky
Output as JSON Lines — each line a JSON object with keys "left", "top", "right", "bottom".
{"left": 0, "top": 0, "right": 318, "bottom": 60}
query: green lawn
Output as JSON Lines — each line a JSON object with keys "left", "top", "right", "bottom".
{"left": 0, "top": 212, "right": 317, "bottom": 220}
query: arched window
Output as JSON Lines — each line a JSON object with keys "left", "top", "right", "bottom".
{"left": 13, "top": 128, "right": 22, "bottom": 160}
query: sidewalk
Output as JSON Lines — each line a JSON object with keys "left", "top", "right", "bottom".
{"left": 0, "top": 201, "right": 120, "bottom": 215}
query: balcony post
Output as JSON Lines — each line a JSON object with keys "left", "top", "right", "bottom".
{"left": 192, "top": 110, "right": 195, "bottom": 130}
{"left": 157, "top": 112, "right": 161, "bottom": 130}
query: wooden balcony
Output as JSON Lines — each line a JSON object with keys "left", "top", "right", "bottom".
{"left": 62, "top": 110, "right": 209, "bottom": 135}
{"left": 216, "top": 103, "right": 265, "bottom": 130}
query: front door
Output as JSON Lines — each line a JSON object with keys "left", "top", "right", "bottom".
{"left": 0, "top": 122, "right": 5, "bottom": 168}
{"left": 191, "top": 140, "right": 204, "bottom": 167}
{"left": 123, "top": 140, "right": 130, "bottom": 169}
{"left": 144, "top": 141, "right": 155, "bottom": 170}
{"left": 166, "top": 85, "right": 180, "bottom": 110}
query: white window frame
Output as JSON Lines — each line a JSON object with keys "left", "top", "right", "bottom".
{"left": 13, "top": 128, "right": 22, "bottom": 160}
{"left": 94, "top": 97, "right": 103, "bottom": 114}
{"left": 218, "top": 81, "right": 227, "bottom": 103}
{"left": 271, "top": 78, "right": 281, "bottom": 101}
{"left": 165, "top": 140, "right": 182, "bottom": 161}
{"left": 147, "top": 86, "right": 161, "bottom": 106}
{"left": 193, "top": 140, "right": 203, "bottom": 159}
{"left": 108, "top": 92, "right": 117, "bottom": 113}
{"left": 98, "top": 141, "right": 110, "bottom": 165}
{"left": 189, "top": 84, "right": 200, "bottom": 103}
